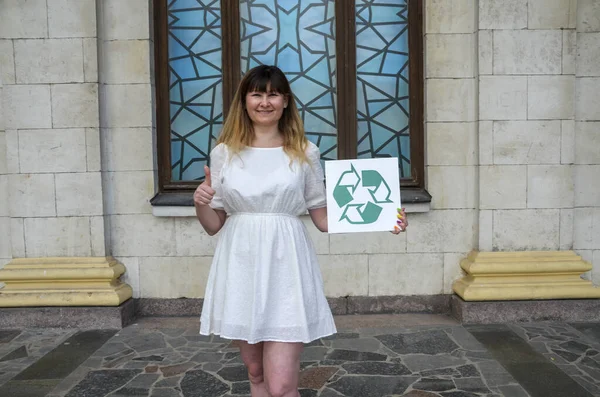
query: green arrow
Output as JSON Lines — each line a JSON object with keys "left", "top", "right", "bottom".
{"left": 361, "top": 169, "right": 393, "bottom": 204}
{"left": 338, "top": 202, "right": 383, "bottom": 224}
{"left": 333, "top": 164, "right": 361, "bottom": 207}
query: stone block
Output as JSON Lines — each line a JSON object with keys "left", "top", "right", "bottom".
{"left": 86, "top": 128, "right": 101, "bottom": 172}
{"left": 10, "top": 218, "right": 25, "bottom": 257}
{"left": 317, "top": 255, "right": 368, "bottom": 297}
{"left": 479, "top": 210, "right": 493, "bottom": 251}
{"left": 100, "top": 84, "right": 152, "bottom": 128}
{"left": 51, "top": 83, "right": 99, "bottom": 128}
{"left": 15, "top": 39, "right": 84, "bottom": 84}
{"left": 368, "top": 254, "right": 444, "bottom": 295}
{"left": 478, "top": 30, "right": 492, "bottom": 75}
{"left": 346, "top": 295, "right": 451, "bottom": 315}
{"left": 560, "top": 208, "right": 574, "bottom": 250}
{"left": 19, "top": 128, "right": 86, "bottom": 173}
{"left": 0, "top": 176, "right": 7, "bottom": 217}
{"left": 577, "top": 0, "right": 600, "bottom": 32}
{"left": 562, "top": 120, "right": 575, "bottom": 164}
{"left": 528, "top": 0, "right": 572, "bottom": 29}
{"left": 103, "top": 171, "right": 154, "bottom": 215}
{"left": 0, "top": 301, "right": 135, "bottom": 329}
{"left": 100, "top": 40, "right": 150, "bottom": 84}
{"left": 426, "top": 79, "right": 476, "bottom": 122}
{"left": 0, "top": 132, "right": 6, "bottom": 175}
{"left": 576, "top": 78, "right": 600, "bottom": 121}
{"left": 479, "top": 76, "right": 527, "bottom": 120}
{"left": 493, "top": 209, "right": 560, "bottom": 251}
{"left": 110, "top": 214, "right": 176, "bottom": 257}
{"left": 3, "top": 85, "right": 52, "bottom": 129}
{"left": 406, "top": 209, "right": 477, "bottom": 253}
{"left": 444, "top": 253, "right": 467, "bottom": 294}
{"left": 0, "top": 218, "right": 10, "bottom": 258}
{"left": 493, "top": 30, "right": 562, "bottom": 75}
{"left": 116, "top": 257, "right": 139, "bottom": 298}
{"left": 479, "top": 121, "right": 493, "bottom": 165}
{"left": 174, "top": 218, "right": 218, "bottom": 257}
{"left": 574, "top": 208, "right": 600, "bottom": 250}
{"left": 563, "top": 31, "right": 577, "bottom": 75}
{"left": 302, "top": 217, "right": 329, "bottom": 255}
{"left": 479, "top": 0, "right": 527, "bottom": 29}
{"left": 89, "top": 216, "right": 106, "bottom": 257}
{"left": 4, "top": 131, "right": 19, "bottom": 174}
{"left": 425, "top": 34, "right": 476, "bottom": 78}
{"left": 577, "top": 33, "right": 600, "bottom": 76}
{"left": 24, "top": 217, "right": 92, "bottom": 257}
{"left": 528, "top": 76, "right": 574, "bottom": 120}
{"left": 329, "top": 230, "right": 406, "bottom": 254}
{"left": 493, "top": 121, "right": 561, "bottom": 165}
{"left": 9, "top": 174, "right": 56, "bottom": 217}
{"left": 527, "top": 165, "right": 574, "bottom": 208}
{"left": 55, "top": 172, "right": 103, "bottom": 216}
{"left": 428, "top": 166, "right": 477, "bottom": 209}
{"left": 427, "top": 122, "right": 477, "bottom": 166}
{"left": 101, "top": 0, "right": 151, "bottom": 40}
{"left": 451, "top": 295, "right": 600, "bottom": 324}
{"left": 48, "top": 0, "right": 96, "bottom": 38}
{"left": 480, "top": 165, "right": 527, "bottom": 209}
{"left": 576, "top": 122, "right": 600, "bottom": 164}
{"left": 0, "top": 40, "right": 15, "bottom": 84}
{"left": 575, "top": 166, "right": 600, "bottom": 207}
{"left": 0, "top": 0, "right": 48, "bottom": 39}
{"left": 101, "top": 128, "right": 154, "bottom": 171}
{"left": 83, "top": 39, "right": 98, "bottom": 82}
{"left": 139, "top": 257, "right": 212, "bottom": 298}
{"left": 425, "top": 0, "right": 476, "bottom": 33}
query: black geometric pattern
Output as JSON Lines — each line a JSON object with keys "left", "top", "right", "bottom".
{"left": 168, "top": 0, "right": 222, "bottom": 181}
{"left": 356, "top": 0, "right": 411, "bottom": 178}
{"left": 240, "top": 0, "right": 338, "bottom": 161}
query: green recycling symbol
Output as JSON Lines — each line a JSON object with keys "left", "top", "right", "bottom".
{"left": 333, "top": 163, "right": 393, "bottom": 224}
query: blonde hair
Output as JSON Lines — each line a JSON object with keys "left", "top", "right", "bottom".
{"left": 217, "top": 65, "right": 309, "bottom": 163}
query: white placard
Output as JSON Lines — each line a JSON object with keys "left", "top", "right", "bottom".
{"left": 325, "top": 158, "right": 401, "bottom": 234}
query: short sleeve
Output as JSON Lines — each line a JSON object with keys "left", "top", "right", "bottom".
{"left": 304, "top": 142, "right": 327, "bottom": 210}
{"left": 208, "top": 143, "right": 226, "bottom": 210}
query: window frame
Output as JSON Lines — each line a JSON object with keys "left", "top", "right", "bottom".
{"left": 152, "top": 0, "right": 427, "bottom": 204}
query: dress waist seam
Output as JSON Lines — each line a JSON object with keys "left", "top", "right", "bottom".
{"left": 229, "top": 212, "right": 298, "bottom": 219}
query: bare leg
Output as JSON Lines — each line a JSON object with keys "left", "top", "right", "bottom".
{"left": 263, "top": 342, "right": 303, "bottom": 397}
{"left": 238, "top": 341, "right": 269, "bottom": 397}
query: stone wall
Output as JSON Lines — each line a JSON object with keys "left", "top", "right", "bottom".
{"left": 0, "top": 0, "right": 106, "bottom": 261}
{"left": 0, "top": 0, "right": 597, "bottom": 301}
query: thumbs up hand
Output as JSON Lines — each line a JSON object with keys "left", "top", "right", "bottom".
{"left": 193, "top": 165, "right": 216, "bottom": 206}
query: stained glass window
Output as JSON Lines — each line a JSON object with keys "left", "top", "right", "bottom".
{"left": 356, "top": 0, "right": 411, "bottom": 178}
{"left": 239, "top": 0, "right": 338, "bottom": 161}
{"left": 168, "top": 0, "right": 223, "bottom": 181}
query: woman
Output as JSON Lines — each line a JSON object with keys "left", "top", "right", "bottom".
{"left": 194, "top": 65, "right": 408, "bottom": 397}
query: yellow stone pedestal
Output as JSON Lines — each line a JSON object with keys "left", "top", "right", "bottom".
{"left": 0, "top": 257, "right": 133, "bottom": 307}
{"left": 453, "top": 250, "right": 600, "bottom": 301}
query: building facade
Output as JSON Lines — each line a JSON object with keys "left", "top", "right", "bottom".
{"left": 0, "top": 0, "right": 599, "bottom": 315}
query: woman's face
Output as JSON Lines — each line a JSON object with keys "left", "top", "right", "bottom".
{"left": 244, "top": 89, "right": 288, "bottom": 128}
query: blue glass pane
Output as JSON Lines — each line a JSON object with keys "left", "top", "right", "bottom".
{"left": 356, "top": 0, "right": 411, "bottom": 178}
{"left": 240, "top": 0, "right": 337, "bottom": 161}
{"left": 168, "top": 0, "right": 223, "bottom": 181}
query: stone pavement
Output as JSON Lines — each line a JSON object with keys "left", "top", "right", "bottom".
{"left": 0, "top": 314, "right": 598, "bottom": 397}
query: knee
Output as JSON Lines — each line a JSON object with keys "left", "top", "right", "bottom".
{"left": 245, "top": 362, "right": 264, "bottom": 385}
{"left": 266, "top": 379, "right": 296, "bottom": 397}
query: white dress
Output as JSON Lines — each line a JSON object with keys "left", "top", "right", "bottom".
{"left": 199, "top": 141, "right": 337, "bottom": 344}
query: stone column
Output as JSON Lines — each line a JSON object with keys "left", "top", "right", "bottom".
{"left": 0, "top": 0, "right": 131, "bottom": 307}
{"left": 573, "top": 0, "right": 600, "bottom": 285}
{"left": 454, "top": 0, "right": 599, "bottom": 302}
